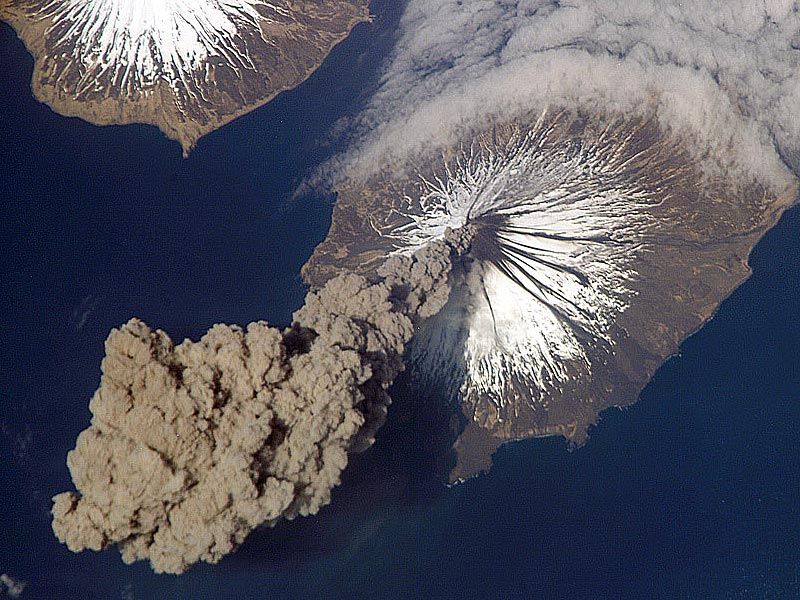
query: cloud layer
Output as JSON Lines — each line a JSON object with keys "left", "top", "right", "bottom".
{"left": 341, "top": 0, "right": 800, "bottom": 192}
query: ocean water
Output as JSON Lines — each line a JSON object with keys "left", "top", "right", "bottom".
{"left": 2, "top": 3, "right": 800, "bottom": 598}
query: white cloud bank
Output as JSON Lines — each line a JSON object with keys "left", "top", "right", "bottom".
{"left": 341, "top": 0, "right": 800, "bottom": 192}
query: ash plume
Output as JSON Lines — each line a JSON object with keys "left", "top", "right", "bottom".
{"left": 51, "top": 235, "right": 468, "bottom": 574}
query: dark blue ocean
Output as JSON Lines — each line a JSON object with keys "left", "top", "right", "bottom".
{"left": 2, "top": 3, "right": 800, "bottom": 598}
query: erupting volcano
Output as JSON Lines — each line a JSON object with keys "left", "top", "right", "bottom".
{"left": 13, "top": 0, "right": 798, "bottom": 579}
{"left": 306, "top": 109, "right": 797, "bottom": 481}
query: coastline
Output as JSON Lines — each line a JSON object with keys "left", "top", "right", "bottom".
{"left": 0, "top": 2, "right": 372, "bottom": 157}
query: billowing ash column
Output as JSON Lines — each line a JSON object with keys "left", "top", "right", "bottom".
{"left": 51, "top": 233, "right": 469, "bottom": 574}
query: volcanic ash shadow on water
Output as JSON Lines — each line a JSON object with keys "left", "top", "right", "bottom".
{"left": 304, "top": 109, "right": 800, "bottom": 483}
{"left": 227, "top": 373, "right": 465, "bottom": 569}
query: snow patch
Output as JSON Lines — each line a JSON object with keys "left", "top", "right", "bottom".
{"left": 35, "top": 0, "right": 286, "bottom": 95}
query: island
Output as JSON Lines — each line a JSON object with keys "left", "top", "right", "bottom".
{"left": 0, "top": 0, "right": 370, "bottom": 155}
{"left": 303, "top": 109, "right": 799, "bottom": 483}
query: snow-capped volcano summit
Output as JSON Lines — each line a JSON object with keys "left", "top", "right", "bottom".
{"left": 304, "top": 109, "right": 797, "bottom": 481}
{"left": 37, "top": 0, "right": 285, "bottom": 92}
{"left": 1, "top": 0, "right": 369, "bottom": 153}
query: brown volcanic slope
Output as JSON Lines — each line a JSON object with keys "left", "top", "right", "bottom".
{"left": 1, "top": 0, "right": 370, "bottom": 155}
{"left": 304, "top": 110, "right": 798, "bottom": 482}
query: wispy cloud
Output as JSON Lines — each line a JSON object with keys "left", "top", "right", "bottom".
{"left": 1, "top": 574, "right": 26, "bottom": 598}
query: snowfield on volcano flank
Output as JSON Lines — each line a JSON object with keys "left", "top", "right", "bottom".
{"left": 306, "top": 0, "right": 800, "bottom": 481}
{"left": 306, "top": 110, "right": 798, "bottom": 481}
{"left": 1, "top": 0, "right": 370, "bottom": 153}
